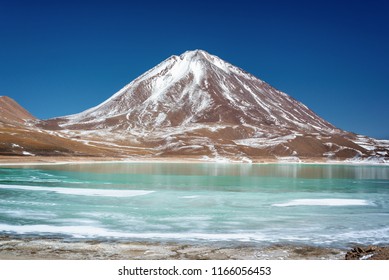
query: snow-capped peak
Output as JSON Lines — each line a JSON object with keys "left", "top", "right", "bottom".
{"left": 178, "top": 49, "right": 210, "bottom": 60}
{"left": 176, "top": 49, "right": 255, "bottom": 79}
{"left": 57, "top": 49, "right": 336, "bottom": 135}
{"left": 35, "top": 50, "right": 388, "bottom": 161}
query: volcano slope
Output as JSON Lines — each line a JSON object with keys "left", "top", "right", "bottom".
{"left": 1, "top": 51, "right": 388, "bottom": 162}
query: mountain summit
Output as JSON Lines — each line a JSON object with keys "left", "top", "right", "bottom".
{"left": 56, "top": 50, "right": 336, "bottom": 134}
{"left": 2, "top": 50, "right": 388, "bottom": 161}
{"left": 44, "top": 50, "right": 386, "bottom": 162}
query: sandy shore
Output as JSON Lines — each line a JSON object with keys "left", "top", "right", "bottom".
{"left": 0, "top": 236, "right": 348, "bottom": 260}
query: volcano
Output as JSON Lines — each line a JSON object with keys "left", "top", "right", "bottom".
{"left": 56, "top": 50, "right": 336, "bottom": 133}
{"left": 2, "top": 50, "right": 388, "bottom": 162}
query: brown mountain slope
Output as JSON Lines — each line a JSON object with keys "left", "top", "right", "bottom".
{"left": 0, "top": 97, "right": 127, "bottom": 157}
{"left": 0, "top": 96, "right": 35, "bottom": 125}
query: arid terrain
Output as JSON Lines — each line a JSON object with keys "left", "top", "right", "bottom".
{"left": 1, "top": 51, "right": 388, "bottom": 163}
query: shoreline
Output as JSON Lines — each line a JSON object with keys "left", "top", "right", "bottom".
{"left": 0, "top": 155, "right": 388, "bottom": 167}
{"left": 0, "top": 235, "right": 348, "bottom": 260}
{"left": 1, "top": 235, "right": 387, "bottom": 260}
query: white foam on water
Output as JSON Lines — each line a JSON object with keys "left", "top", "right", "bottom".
{"left": 0, "top": 223, "right": 267, "bottom": 241}
{"left": 0, "top": 224, "right": 120, "bottom": 238}
{"left": 0, "top": 184, "right": 154, "bottom": 198}
{"left": 0, "top": 199, "right": 56, "bottom": 206}
{"left": 272, "top": 199, "right": 371, "bottom": 207}
{"left": 311, "top": 226, "right": 389, "bottom": 246}
{"left": 56, "top": 218, "right": 100, "bottom": 225}
{"left": 0, "top": 209, "right": 57, "bottom": 219}
{"left": 180, "top": 195, "right": 200, "bottom": 199}
{"left": 1, "top": 223, "right": 388, "bottom": 246}
{"left": 332, "top": 226, "right": 389, "bottom": 241}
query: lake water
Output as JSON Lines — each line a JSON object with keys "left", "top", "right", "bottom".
{"left": 1, "top": 162, "right": 388, "bottom": 248}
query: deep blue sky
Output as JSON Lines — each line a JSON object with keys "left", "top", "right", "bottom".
{"left": 1, "top": 0, "right": 388, "bottom": 139}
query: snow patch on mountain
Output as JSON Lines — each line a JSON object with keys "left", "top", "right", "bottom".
{"left": 38, "top": 49, "right": 388, "bottom": 162}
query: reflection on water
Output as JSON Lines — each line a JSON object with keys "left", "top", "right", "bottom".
{"left": 14, "top": 162, "right": 389, "bottom": 179}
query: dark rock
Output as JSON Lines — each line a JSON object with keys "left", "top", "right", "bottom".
{"left": 345, "top": 246, "right": 389, "bottom": 260}
{"left": 355, "top": 247, "right": 365, "bottom": 254}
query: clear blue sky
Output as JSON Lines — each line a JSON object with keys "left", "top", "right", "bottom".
{"left": 1, "top": 0, "right": 388, "bottom": 139}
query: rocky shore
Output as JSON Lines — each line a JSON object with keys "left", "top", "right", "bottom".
{"left": 0, "top": 235, "right": 353, "bottom": 260}
{"left": 1, "top": 236, "right": 388, "bottom": 260}
{"left": 345, "top": 246, "right": 389, "bottom": 260}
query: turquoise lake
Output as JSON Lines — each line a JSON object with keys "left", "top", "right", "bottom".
{"left": 0, "top": 162, "right": 388, "bottom": 248}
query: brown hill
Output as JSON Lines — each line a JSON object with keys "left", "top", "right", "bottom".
{"left": 0, "top": 97, "right": 123, "bottom": 157}
{"left": 0, "top": 96, "right": 35, "bottom": 125}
